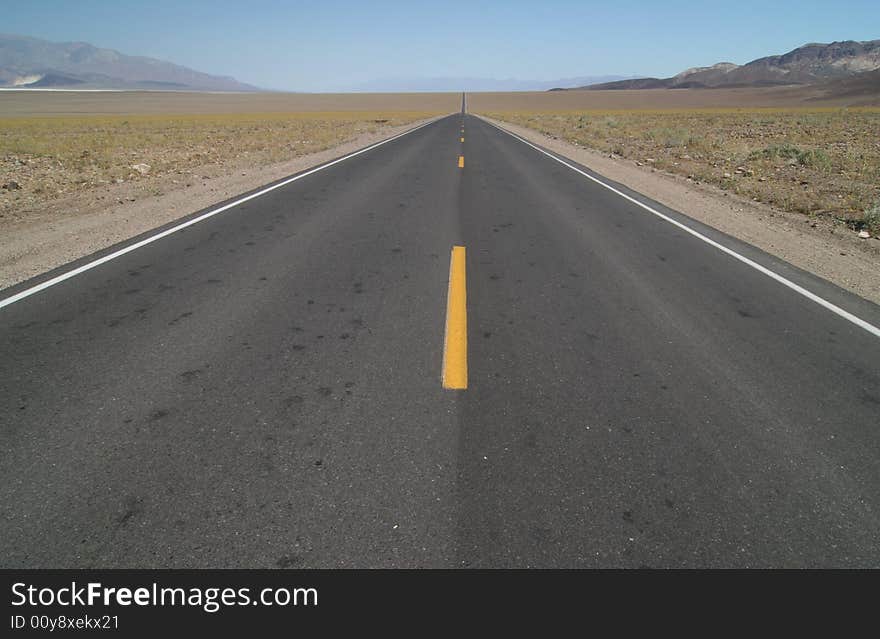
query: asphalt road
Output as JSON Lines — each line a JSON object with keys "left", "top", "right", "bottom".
{"left": 2, "top": 106, "right": 880, "bottom": 568}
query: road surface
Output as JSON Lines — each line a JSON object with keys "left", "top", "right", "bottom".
{"left": 2, "top": 104, "right": 879, "bottom": 568}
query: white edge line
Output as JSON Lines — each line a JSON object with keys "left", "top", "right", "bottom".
{"left": 0, "top": 115, "right": 447, "bottom": 311}
{"left": 479, "top": 116, "right": 880, "bottom": 340}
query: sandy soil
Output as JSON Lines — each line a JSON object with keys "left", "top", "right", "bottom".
{"left": 481, "top": 116, "right": 880, "bottom": 306}
{"left": 0, "top": 117, "right": 440, "bottom": 290}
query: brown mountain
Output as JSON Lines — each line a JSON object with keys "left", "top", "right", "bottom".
{"left": 577, "top": 40, "right": 880, "bottom": 90}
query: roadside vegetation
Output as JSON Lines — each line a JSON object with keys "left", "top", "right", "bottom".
{"left": 0, "top": 111, "right": 433, "bottom": 218}
{"left": 484, "top": 108, "right": 880, "bottom": 233}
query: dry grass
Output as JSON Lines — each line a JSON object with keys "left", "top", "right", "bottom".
{"left": 0, "top": 110, "right": 437, "bottom": 216}
{"left": 481, "top": 108, "right": 880, "bottom": 231}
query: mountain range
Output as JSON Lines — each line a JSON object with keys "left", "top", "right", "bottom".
{"left": 571, "top": 40, "right": 880, "bottom": 90}
{"left": 3, "top": 33, "right": 879, "bottom": 95}
{"left": 0, "top": 33, "right": 258, "bottom": 91}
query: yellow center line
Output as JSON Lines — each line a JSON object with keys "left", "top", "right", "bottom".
{"left": 458, "top": 155, "right": 464, "bottom": 168}
{"left": 460, "top": 137, "right": 464, "bottom": 142}
{"left": 442, "top": 246, "right": 467, "bottom": 390}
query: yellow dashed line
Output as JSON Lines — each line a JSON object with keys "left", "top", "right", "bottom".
{"left": 442, "top": 246, "right": 467, "bottom": 389}
{"left": 458, "top": 155, "right": 464, "bottom": 168}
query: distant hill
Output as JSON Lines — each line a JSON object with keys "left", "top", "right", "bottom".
{"left": 0, "top": 33, "right": 259, "bottom": 91}
{"left": 573, "top": 40, "right": 880, "bottom": 90}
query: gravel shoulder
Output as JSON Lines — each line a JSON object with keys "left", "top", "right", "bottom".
{"left": 480, "top": 115, "right": 880, "bottom": 306}
{"left": 0, "top": 117, "right": 440, "bottom": 290}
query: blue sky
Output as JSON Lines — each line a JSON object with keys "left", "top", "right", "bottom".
{"left": 5, "top": 0, "right": 880, "bottom": 91}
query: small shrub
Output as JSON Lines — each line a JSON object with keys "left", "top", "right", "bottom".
{"left": 647, "top": 127, "right": 691, "bottom": 148}
{"left": 797, "top": 148, "right": 831, "bottom": 171}
{"left": 749, "top": 144, "right": 802, "bottom": 161}
{"left": 864, "top": 201, "right": 880, "bottom": 233}
{"left": 748, "top": 144, "right": 831, "bottom": 171}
